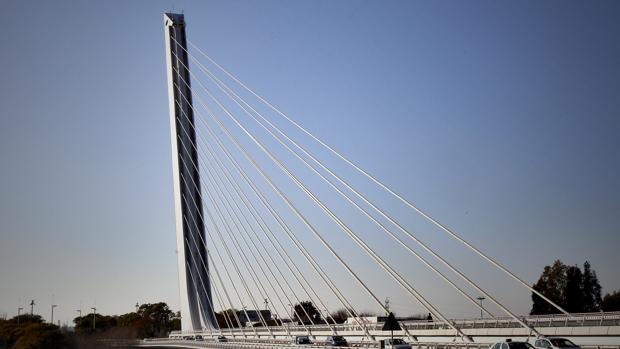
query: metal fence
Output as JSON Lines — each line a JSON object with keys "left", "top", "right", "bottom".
{"left": 168, "top": 312, "right": 620, "bottom": 337}
{"left": 138, "top": 338, "right": 620, "bottom": 349}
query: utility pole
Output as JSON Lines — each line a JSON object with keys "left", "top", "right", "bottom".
{"left": 476, "top": 297, "right": 486, "bottom": 319}
{"left": 91, "top": 307, "right": 96, "bottom": 330}
{"left": 51, "top": 304, "right": 57, "bottom": 325}
{"left": 30, "top": 300, "right": 35, "bottom": 315}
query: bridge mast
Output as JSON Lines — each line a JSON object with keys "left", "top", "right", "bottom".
{"left": 164, "top": 12, "right": 217, "bottom": 331}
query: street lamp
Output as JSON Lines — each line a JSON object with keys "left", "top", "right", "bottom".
{"left": 91, "top": 307, "right": 97, "bottom": 330}
{"left": 17, "top": 307, "right": 23, "bottom": 326}
{"left": 30, "top": 300, "right": 35, "bottom": 315}
{"left": 476, "top": 297, "right": 486, "bottom": 319}
{"left": 51, "top": 305, "right": 57, "bottom": 325}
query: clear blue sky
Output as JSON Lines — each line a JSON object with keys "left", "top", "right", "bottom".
{"left": 1, "top": 1, "right": 619, "bottom": 326}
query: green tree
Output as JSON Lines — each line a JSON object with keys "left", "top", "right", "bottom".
{"left": 217, "top": 309, "right": 240, "bottom": 328}
{"left": 292, "top": 301, "right": 322, "bottom": 325}
{"left": 135, "top": 302, "right": 175, "bottom": 338}
{"left": 0, "top": 315, "right": 70, "bottom": 349}
{"left": 169, "top": 311, "right": 181, "bottom": 332}
{"left": 602, "top": 290, "right": 620, "bottom": 311}
{"left": 117, "top": 312, "right": 141, "bottom": 328}
{"left": 531, "top": 260, "right": 567, "bottom": 315}
{"left": 564, "top": 266, "right": 584, "bottom": 312}
{"left": 73, "top": 313, "right": 117, "bottom": 334}
{"left": 327, "top": 308, "right": 350, "bottom": 324}
{"left": 582, "top": 261, "right": 602, "bottom": 312}
{"left": 531, "top": 260, "right": 603, "bottom": 314}
{"left": 11, "top": 323, "right": 68, "bottom": 349}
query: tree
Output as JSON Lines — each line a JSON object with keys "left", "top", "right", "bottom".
{"left": 602, "top": 290, "right": 620, "bottom": 311}
{"left": 11, "top": 323, "right": 68, "bottom": 349}
{"left": 117, "top": 312, "right": 141, "bottom": 328}
{"left": 71, "top": 302, "right": 177, "bottom": 338}
{"left": 0, "top": 315, "right": 70, "bottom": 349}
{"left": 135, "top": 302, "right": 176, "bottom": 337}
{"left": 292, "top": 301, "right": 322, "bottom": 325}
{"left": 214, "top": 312, "right": 227, "bottom": 329}
{"left": 582, "top": 261, "right": 602, "bottom": 312}
{"left": 531, "top": 260, "right": 567, "bottom": 315}
{"left": 564, "top": 266, "right": 584, "bottom": 313}
{"left": 530, "top": 260, "right": 603, "bottom": 315}
{"left": 328, "top": 308, "right": 350, "bottom": 324}
{"left": 73, "top": 313, "right": 117, "bottom": 334}
{"left": 217, "top": 309, "right": 241, "bottom": 328}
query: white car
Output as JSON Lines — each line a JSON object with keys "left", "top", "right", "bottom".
{"left": 534, "top": 338, "right": 581, "bottom": 349}
{"left": 385, "top": 338, "right": 412, "bottom": 349}
{"left": 490, "top": 339, "right": 536, "bottom": 349}
{"left": 326, "top": 336, "right": 348, "bottom": 347}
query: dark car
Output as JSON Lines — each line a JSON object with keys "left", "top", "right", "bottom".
{"left": 295, "top": 336, "right": 312, "bottom": 345}
{"left": 490, "top": 340, "right": 535, "bottom": 349}
{"left": 326, "top": 335, "right": 348, "bottom": 347}
{"left": 217, "top": 335, "right": 228, "bottom": 342}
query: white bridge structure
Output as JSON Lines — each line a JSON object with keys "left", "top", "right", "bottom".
{"left": 152, "top": 13, "right": 620, "bottom": 348}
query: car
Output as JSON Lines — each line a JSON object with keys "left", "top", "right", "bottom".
{"left": 534, "top": 338, "right": 581, "bottom": 349}
{"left": 326, "top": 335, "right": 348, "bottom": 347}
{"left": 490, "top": 339, "right": 535, "bottom": 349}
{"left": 217, "top": 335, "right": 228, "bottom": 342}
{"left": 384, "top": 338, "right": 412, "bottom": 349}
{"left": 294, "top": 336, "right": 312, "bottom": 345}
{"left": 195, "top": 335, "right": 204, "bottom": 341}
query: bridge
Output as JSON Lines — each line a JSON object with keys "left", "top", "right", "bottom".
{"left": 146, "top": 12, "right": 620, "bottom": 348}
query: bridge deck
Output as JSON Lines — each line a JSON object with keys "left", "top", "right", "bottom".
{"left": 137, "top": 339, "right": 620, "bottom": 349}
{"left": 169, "top": 312, "right": 620, "bottom": 339}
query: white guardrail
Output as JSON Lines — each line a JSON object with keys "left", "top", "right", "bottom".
{"left": 137, "top": 338, "right": 620, "bottom": 349}
{"left": 167, "top": 312, "right": 620, "bottom": 336}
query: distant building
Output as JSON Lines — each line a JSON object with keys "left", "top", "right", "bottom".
{"left": 236, "top": 310, "right": 272, "bottom": 326}
{"left": 344, "top": 316, "right": 387, "bottom": 325}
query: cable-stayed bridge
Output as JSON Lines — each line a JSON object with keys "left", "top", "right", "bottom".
{"left": 142, "top": 13, "right": 620, "bottom": 348}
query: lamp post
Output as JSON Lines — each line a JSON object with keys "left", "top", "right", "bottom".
{"left": 17, "top": 307, "right": 23, "bottom": 326}
{"left": 51, "top": 304, "right": 57, "bottom": 325}
{"left": 91, "top": 307, "right": 97, "bottom": 330}
{"left": 30, "top": 300, "right": 35, "bottom": 315}
{"left": 476, "top": 297, "right": 486, "bottom": 319}
{"left": 76, "top": 309, "right": 82, "bottom": 318}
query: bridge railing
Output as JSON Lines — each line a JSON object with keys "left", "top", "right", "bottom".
{"left": 141, "top": 337, "right": 620, "bottom": 349}
{"left": 168, "top": 311, "right": 620, "bottom": 337}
